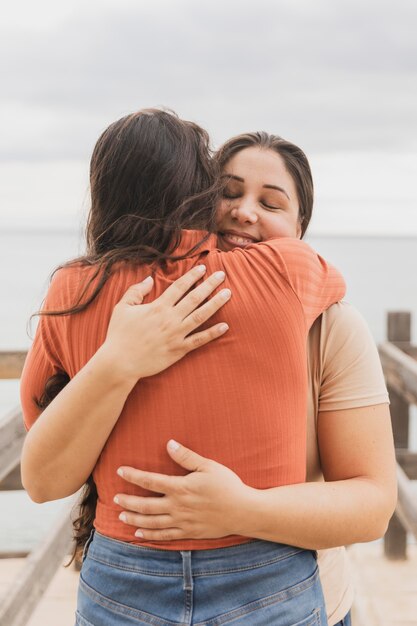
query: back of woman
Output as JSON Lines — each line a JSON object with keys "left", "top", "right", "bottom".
{"left": 20, "top": 109, "right": 346, "bottom": 625}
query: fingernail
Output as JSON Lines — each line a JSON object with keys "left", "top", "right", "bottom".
{"left": 142, "top": 276, "right": 153, "bottom": 284}
{"left": 117, "top": 468, "right": 124, "bottom": 477}
{"left": 168, "top": 439, "right": 180, "bottom": 451}
{"left": 113, "top": 495, "right": 119, "bottom": 504}
{"left": 119, "top": 513, "right": 127, "bottom": 522}
{"left": 196, "top": 265, "right": 206, "bottom": 273}
{"left": 218, "top": 323, "right": 229, "bottom": 333}
{"left": 135, "top": 530, "right": 144, "bottom": 538}
{"left": 214, "top": 271, "right": 225, "bottom": 280}
{"left": 220, "top": 288, "right": 231, "bottom": 299}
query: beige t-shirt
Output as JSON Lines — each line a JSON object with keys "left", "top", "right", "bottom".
{"left": 306, "top": 301, "right": 389, "bottom": 625}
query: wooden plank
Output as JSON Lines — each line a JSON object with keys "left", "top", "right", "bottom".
{"left": 396, "top": 450, "right": 417, "bottom": 480}
{"left": 0, "top": 465, "right": 23, "bottom": 491}
{"left": 387, "top": 311, "right": 411, "bottom": 343}
{"left": 349, "top": 542, "right": 417, "bottom": 626}
{"left": 382, "top": 313, "right": 411, "bottom": 560}
{"left": 379, "top": 342, "right": 417, "bottom": 406}
{"left": 0, "top": 496, "right": 78, "bottom": 626}
{"left": 0, "top": 551, "right": 29, "bottom": 559}
{"left": 0, "top": 408, "right": 26, "bottom": 483}
{"left": 395, "top": 464, "right": 417, "bottom": 539}
{"left": 384, "top": 513, "right": 407, "bottom": 561}
{"left": 0, "top": 352, "right": 27, "bottom": 379}
{"left": 401, "top": 345, "right": 417, "bottom": 359}
{"left": 388, "top": 389, "right": 410, "bottom": 447}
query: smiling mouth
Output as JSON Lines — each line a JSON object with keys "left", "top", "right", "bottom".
{"left": 220, "top": 232, "right": 259, "bottom": 246}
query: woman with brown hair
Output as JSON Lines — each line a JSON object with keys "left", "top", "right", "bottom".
{"left": 110, "top": 132, "right": 397, "bottom": 625}
{"left": 20, "top": 111, "right": 392, "bottom": 625}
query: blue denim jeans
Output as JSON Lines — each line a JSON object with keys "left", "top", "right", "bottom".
{"left": 75, "top": 530, "right": 328, "bottom": 625}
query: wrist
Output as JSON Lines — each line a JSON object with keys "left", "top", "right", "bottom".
{"left": 93, "top": 343, "right": 141, "bottom": 392}
{"left": 232, "top": 485, "right": 267, "bottom": 537}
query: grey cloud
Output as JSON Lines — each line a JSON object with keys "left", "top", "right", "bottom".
{"left": 1, "top": 0, "right": 416, "bottom": 159}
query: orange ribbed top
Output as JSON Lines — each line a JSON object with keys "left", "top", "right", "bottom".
{"left": 21, "top": 231, "right": 345, "bottom": 550}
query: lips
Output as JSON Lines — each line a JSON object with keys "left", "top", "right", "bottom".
{"left": 220, "top": 231, "right": 259, "bottom": 248}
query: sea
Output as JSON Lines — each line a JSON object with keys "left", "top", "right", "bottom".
{"left": 1, "top": 228, "right": 417, "bottom": 552}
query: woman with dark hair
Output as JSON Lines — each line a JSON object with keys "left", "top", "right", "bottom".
{"left": 109, "top": 132, "right": 396, "bottom": 626}
{"left": 19, "top": 110, "right": 385, "bottom": 626}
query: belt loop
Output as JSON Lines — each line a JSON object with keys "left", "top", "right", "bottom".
{"left": 181, "top": 551, "right": 193, "bottom": 591}
{"left": 81, "top": 528, "right": 95, "bottom": 563}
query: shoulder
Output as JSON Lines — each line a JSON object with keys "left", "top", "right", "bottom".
{"left": 309, "top": 301, "right": 375, "bottom": 366}
{"left": 309, "top": 302, "right": 389, "bottom": 411}
{"left": 318, "top": 301, "right": 376, "bottom": 354}
{"left": 222, "top": 237, "right": 317, "bottom": 263}
{"left": 246, "top": 237, "right": 320, "bottom": 264}
{"left": 220, "top": 237, "right": 327, "bottom": 285}
{"left": 320, "top": 300, "right": 370, "bottom": 333}
{"left": 42, "top": 263, "right": 99, "bottom": 311}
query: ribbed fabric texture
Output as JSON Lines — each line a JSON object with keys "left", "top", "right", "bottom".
{"left": 20, "top": 230, "right": 345, "bottom": 550}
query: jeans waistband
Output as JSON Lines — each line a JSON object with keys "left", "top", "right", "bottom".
{"left": 86, "top": 530, "right": 308, "bottom": 577}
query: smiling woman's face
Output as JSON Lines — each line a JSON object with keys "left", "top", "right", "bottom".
{"left": 216, "top": 147, "right": 302, "bottom": 251}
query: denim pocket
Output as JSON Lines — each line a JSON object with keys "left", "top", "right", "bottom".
{"left": 75, "top": 610, "right": 95, "bottom": 626}
{"left": 78, "top": 572, "right": 178, "bottom": 626}
{"left": 291, "top": 609, "right": 322, "bottom": 625}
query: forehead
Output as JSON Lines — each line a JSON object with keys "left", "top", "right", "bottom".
{"left": 224, "top": 147, "right": 296, "bottom": 192}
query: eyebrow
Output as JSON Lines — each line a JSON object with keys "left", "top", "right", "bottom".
{"left": 221, "top": 174, "right": 290, "bottom": 201}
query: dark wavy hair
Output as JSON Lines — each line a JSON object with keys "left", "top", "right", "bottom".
{"left": 36, "top": 121, "right": 315, "bottom": 566}
{"left": 34, "top": 108, "right": 221, "bottom": 565}
{"left": 215, "top": 131, "right": 314, "bottom": 238}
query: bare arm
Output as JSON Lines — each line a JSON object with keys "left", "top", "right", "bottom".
{"left": 115, "top": 403, "right": 397, "bottom": 548}
{"left": 21, "top": 267, "right": 231, "bottom": 502}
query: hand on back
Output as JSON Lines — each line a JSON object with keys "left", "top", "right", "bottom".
{"left": 102, "top": 265, "right": 231, "bottom": 382}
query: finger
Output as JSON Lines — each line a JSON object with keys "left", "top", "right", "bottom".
{"left": 117, "top": 466, "right": 179, "bottom": 494}
{"left": 134, "top": 528, "right": 186, "bottom": 541}
{"left": 118, "top": 511, "right": 174, "bottom": 530}
{"left": 175, "top": 271, "right": 227, "bottom": 319}
{"left": 113, "top": 494, "right": 170, "bottom": 515}
{"left": 118, "top": 276, "right": 154, "bottom": 306}
{"left": 166, "top": 440, "right": 210, "bottom": 472}
{"left": 158, "top": 265, "right": 207, "bottom": 306}
{"left": 181, "top": 288, "right": 231, "bottom": 334}
{"left": 182, "top": 323, "right": 229, "bottom": 352}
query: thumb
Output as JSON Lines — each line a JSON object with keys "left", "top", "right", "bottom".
{"left": 121, "top": 276, "right": 154, "bottom": 306}
{"left": 167, "top": 439, "right": 209, "bottom": 472}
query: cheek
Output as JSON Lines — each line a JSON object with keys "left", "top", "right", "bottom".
{"left": 215, "top": 200, "right": 230, "bottom": 226}
{"left": 263, "top": 214, "right": 298, "bottom": 239}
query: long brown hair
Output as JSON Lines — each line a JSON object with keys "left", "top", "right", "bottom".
{"left": 34, "top": 108, "right": 221, "bottom": 565}
{"left": 40, "top": 108, "right": 221, "bottom": 317}
{"left": 215, "top": 131, "right": 314, "bottom": 238}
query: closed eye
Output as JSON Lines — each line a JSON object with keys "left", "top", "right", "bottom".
{"left": 261, "top": 201, "right": 281, "bottom": 210}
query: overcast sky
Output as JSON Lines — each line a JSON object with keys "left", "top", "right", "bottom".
{"left": 1, "top": 0, "right": 416, "bottom": 234}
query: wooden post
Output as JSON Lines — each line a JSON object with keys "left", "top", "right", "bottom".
{"left": 0, "top": 351, "right": 27, "bottom": 379}
{"left": 384, "top": 312, "right": 410, "bottom": 560}
{"left": 0, "top": 464, "right": 23, "bottom": 490}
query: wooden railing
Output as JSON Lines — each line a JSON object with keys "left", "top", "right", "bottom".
{"left": 379, "top": 312, "right": 417, "bottom": 559}
{"left": 0, "top": 352, "right": 77, "bottom": 626}
{"left": 1, "top": 312, "right": 417, "bottom": 623}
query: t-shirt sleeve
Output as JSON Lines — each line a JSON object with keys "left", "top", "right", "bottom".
{"left": 20, "top": 270, "right": 69, "bottom": 431}
{"left": 317, "top": 302, "right": 389, "bottom": 412}
{"left": 256, "top": 238, "right": 346, "bottom": 328}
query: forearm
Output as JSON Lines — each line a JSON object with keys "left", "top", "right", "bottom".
{"left": 236, "top": 478, "right": 395, "bottom": 550}
{"left": 21, "top": 345, "right": 136, "bottom": 502}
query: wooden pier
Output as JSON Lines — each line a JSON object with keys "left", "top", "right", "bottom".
{"left": 1, "top": 311, "right": 417, "bottom": 626}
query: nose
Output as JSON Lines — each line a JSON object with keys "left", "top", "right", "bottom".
{"left": 230, "top": 203, "right": 258, "bottom": 224}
